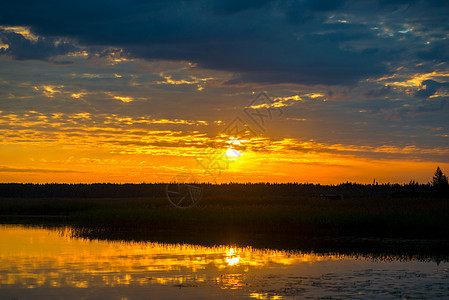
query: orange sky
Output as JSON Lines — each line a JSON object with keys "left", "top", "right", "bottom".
{"left": 0, "top": 110, "right": 447, "bottom": 184}
{"left": 1, "top": 22, "right": 448, "bottom": 184}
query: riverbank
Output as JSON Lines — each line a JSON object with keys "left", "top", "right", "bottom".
{"left": 1, "top": 195, "right": 448, "bottom": 239}
{"left": 1, "top": 195, "right": 449, "bottom": 261}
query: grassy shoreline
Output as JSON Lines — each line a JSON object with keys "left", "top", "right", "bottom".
{"left": 2, "top": 195, "right": 449, "bottom": 262}
{"left": 1, "top": 195, "right": 448, "bottom": 239}
{"left": 3, "top": 218, "right": 449, "bottom": 263}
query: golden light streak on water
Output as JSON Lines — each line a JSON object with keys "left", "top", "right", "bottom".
{"left": 1, "top": 225, "right": 449, "bottom": 299}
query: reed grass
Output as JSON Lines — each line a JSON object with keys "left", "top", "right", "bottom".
{"left": 1, "top": 195, "right": 448, "bottom": 239}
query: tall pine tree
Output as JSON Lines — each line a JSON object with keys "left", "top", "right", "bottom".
{"left": 432, "top": 166, "right": 449, "bottom": 198}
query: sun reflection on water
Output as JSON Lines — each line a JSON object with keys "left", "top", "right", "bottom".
{"left": 0, "top": 225, "right": 347, "bottom": 290}
{"left": 0, "top": 225, "right": 349, "bottom": 299}
{"left": 226, "top": 248, "right": 240, "bottom": 266}
{"left": 1, "top": 225, "right": 448, "bottom": 299}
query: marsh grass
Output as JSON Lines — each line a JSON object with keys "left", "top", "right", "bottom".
{"left": 2, "top": 194, "right": 449, "bottom": 262}
{"left": 1, "top": 195, "right": 448, "bottom": 240}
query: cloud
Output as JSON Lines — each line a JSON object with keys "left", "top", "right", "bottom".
{"left": 212, "top": 0, "right": 273, "bottom": 15}
{"left": 1, "top": 0, "right": 448, "bottom": 86}
{"left": 0, "top": 166, "right": 86, "bottom": 173}
{"left": 364, "top": 86, "right": 392, "bottom": 98}
{"left": 415, "top": 79, "right": 449, "bottom": 98}
{"left": 0, "top": 28, "right": 76, "bottom": 61}
{"left": 417, "top": 41, "right": 449, "bottom": 62}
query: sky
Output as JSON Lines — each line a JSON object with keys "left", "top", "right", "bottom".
{"left": 0, "top": 0, "right": 448, "bottom": 184}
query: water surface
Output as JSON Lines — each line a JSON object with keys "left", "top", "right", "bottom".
{"left": 1, "top": 225, "right": 448, "bottom": 299}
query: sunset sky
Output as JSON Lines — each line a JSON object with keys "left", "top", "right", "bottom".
{"left": 0, "top": 0, "right": 448, "bottom": 184}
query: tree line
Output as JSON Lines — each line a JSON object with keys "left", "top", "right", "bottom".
{"left": 0, "top": 167, "right": 447, "bottom": 199}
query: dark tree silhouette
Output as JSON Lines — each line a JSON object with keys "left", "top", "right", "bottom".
{"left": 432, "top": 166, "right": 449, "bottom": 198}
{"left": 407, "top": 179, "right": 420, "bottom": 197}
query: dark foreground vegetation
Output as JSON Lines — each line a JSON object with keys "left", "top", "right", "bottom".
{"left": 1, "top": 182, "right": 448, "bottom": 237}
{"left": 1, "top": 192, "right": 448, "bottom": 238}
{"left": 1, "top": 174, "right": 448, "bottom": 261}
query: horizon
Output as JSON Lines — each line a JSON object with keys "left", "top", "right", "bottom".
{"left": 0, "top": 177, "right": 440, "bottom": 185}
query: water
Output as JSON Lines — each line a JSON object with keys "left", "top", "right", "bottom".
{"left": 1, "top": 224, "right": 448, "bottom": 299}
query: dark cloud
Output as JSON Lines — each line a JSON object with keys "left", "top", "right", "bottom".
{"left": 416, "top": 80, "right": 449, "bottom": 98}
{"left": 0, "top": 0, "right": 448, "bottom": 85}
{"left": 310, "top": 0, "right": 345, "bottom": 11}
{"left": 414, "top": 98, "right": 449, "bottom": 113}
{"left": 364, "top": 86, "right": 392, "bottom": 98}
{"left": 417, "top": 41, "right": 449, "bottom": 62}
{"left": 0, "top": 29, "right": 76, "bottom": 61}
{"left": 212, "top": 0, "right": 273, "bottom": 15}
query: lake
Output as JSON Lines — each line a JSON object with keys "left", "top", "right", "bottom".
{"left": 1, "top": 224, "right": 448, "bottom": 299}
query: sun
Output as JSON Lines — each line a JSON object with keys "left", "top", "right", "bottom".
{"left": 224, "top": 148, "right": 242, "bottom": 160}
{"left": 223, "top": 137, "right": 246, "bottom": 161}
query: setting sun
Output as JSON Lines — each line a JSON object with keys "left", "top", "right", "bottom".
{"left": 224, "top": 148, "right": 242, "bottom": 160}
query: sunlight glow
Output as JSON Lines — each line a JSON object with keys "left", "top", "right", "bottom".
{"left": 224, "top": 148, "right": 242, "bottom": 160}
{"left": 113, "top": 96, "right": 134, "bottom": 103}
{"left": 226, "top": 248, "right": 240, "bottom": 266}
